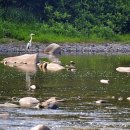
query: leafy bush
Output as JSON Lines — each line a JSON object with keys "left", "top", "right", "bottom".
{"left": 90, "top": 26, "right": 115, "bottom": 39}
{"left": 0, "top": 0, "right": 130, "bottom": 37}
{"left": 39, "top": 22, "right": 80, "bottom": 37}
{"left": 0, "top": 8, "right": 36, "bottom": 23}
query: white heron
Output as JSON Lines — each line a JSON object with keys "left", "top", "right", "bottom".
{"left": 26, "top": 33, "right": 35, "bottom": 50}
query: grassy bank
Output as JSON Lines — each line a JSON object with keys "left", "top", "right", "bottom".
{"left": 0, "top": 20, "right": 130, "bottom": 44}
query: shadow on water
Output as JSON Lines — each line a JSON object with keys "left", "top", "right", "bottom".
{"left": 0, "top": 54, "right": 130, "bottom": 129}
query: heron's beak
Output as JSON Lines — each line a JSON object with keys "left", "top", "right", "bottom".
{"left": 30, "top": 33, "right": 35, "bottom": 36}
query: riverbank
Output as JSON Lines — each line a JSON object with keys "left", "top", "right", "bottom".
{"left": 1, "top": 42, "right": 130, "bottom": 55}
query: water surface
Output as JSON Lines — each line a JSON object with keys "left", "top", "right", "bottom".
{"left": 0, "top": 54, "right": 130, "bottom": 130}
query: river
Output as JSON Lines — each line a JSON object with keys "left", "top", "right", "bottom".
{"left": 0, "top": 54, "right": 130, "bottom": 130}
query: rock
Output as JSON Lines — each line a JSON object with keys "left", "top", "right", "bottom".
{"left": 0, "top": 102, "right": 20, "bottom": 108}
{"left": 43, "top": 43, "right": 61, "bottom": 55}
{"left": 19, "top": 97, "right": 39, "bottom": 108}
{"left": 127, "top": 97, "right": 130, "bottom": 101}
{"left": 111, "top": 96, "right": 115, "bottom": 99}
{"left": 118, "top": 97, "right": 123, "bottom": 101}
{"left": 1, "top": 43, "right": 130, "bottom": 55}
{"left": 40, "top": 100, "right": 59, "bottom": 109}
{"left": 65, "top": 61, "right": 76, "bottom": 72}
{"left": 96, "top": 100, "right": 108, "bottom": 104}
{"left": 31, "top": 124, "right": 51, "bottom": 130}
{"left": 116, "top": 67, "right": 130, "bottom": 73}
{"left": 48, "top": 102, "right": 59, "bottom": 109}
{"left": 100, "top": 79, "right": 109, "bottom": 84}
{"left": 37, "top": 62, "right": 65, "bottom": 72}
{"left": 1, "top": 53, "right": 38, "bottom": 65}
{"left": 38, "top": 97, "right": 65, "bottom": 109}
{"left": 30, "top": 85, "right": 36, "bottom": 90}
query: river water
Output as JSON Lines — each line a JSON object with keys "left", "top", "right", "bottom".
{"left": 0, "top": 54, "right": 130, "bottom": 130}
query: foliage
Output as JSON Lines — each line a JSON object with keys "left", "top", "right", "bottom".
{"left": 0, "top": 0, "right": 130, "bottom": 42}
{"left": 90, "top": 26, "right": 115, "bottom": 39}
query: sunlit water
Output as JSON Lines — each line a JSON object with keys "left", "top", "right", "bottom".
{"left": 0, "top": 54, "right": 130, "bottom": 130}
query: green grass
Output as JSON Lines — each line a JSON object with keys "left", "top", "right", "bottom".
{"left": 114, "top": 34, "right": 130, "bottom": 44}
{"left": 0, "top": 20, "right": 130, "bottom": 44}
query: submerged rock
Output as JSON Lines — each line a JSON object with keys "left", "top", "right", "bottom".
{"left": 37, "top": 97, "right": 65, "bottom": 109}
{"left": 0, "top": 102, "right": 20, "bottom": 108}
{"left": 65, "top": 61, "right": 77, "bottom": 72}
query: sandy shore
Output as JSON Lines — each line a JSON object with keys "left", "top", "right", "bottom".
{"left": 0, "top": 42, "right": 130, "bottom": 55}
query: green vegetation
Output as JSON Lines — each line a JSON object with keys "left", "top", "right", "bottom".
{"left": 0, "top": 0, "right": 130, "bottom": 43}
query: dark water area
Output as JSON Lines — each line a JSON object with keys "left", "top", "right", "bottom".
{"left": 0, "top": 54, "right": 130, "bottom": 130}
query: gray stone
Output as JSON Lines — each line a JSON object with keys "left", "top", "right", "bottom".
{"left": 43, "top": 43, "right": 61, "bottom": 55}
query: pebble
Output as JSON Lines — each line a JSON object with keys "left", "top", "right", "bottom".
{"left": 127, "top": 97, "right": 130, "bottom": 101}
{"left": 96, "top": 100, "right": 108, "bottom": 104}
{"left": 30, "top": 85, "right": 36, "bottom": 90}
{"left": 1, "top": 43, "right": 130, "bottom": 55}
{"left": 118, "top": 97, "right": 123, "bottom": 101}
{"left": 100, "top": 79, "right": 109, "bottom": 84}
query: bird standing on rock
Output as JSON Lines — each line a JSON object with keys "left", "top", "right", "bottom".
{"left": 26, "top": 33, "right": 35, "bottom": 50}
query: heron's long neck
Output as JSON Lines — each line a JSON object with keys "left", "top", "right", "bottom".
{"left": 30, "top": 36, "right": 33, "bottom": 42}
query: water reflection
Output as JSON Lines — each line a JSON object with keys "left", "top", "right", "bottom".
{"left": 48, "top": 54, "right": 61, "bottom": 65}
{"left": 5, "top": 63, "right": 37, "bottom": 90}
{"left": 26, "top": 72, "right": 31, "bottom": 89}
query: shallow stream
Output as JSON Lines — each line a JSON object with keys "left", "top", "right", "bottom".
{"left": 0, "top": 54, "right": 130, "bottom": 130}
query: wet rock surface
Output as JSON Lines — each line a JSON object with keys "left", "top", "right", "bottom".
{"left": 0, "top": 42, "right": 130, "bottom": 55}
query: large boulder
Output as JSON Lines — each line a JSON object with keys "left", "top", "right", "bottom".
{"left": 19, "top": 97, "right": 40, "bottom": 108}
{"left": 37, "top": 62, "right": 65, "bottom": 72}
{"left": 1, "top": 53, "right": 38, "bottom": 65}
{"left": 43, "top": 43, "right": 61, "bottom": 55}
